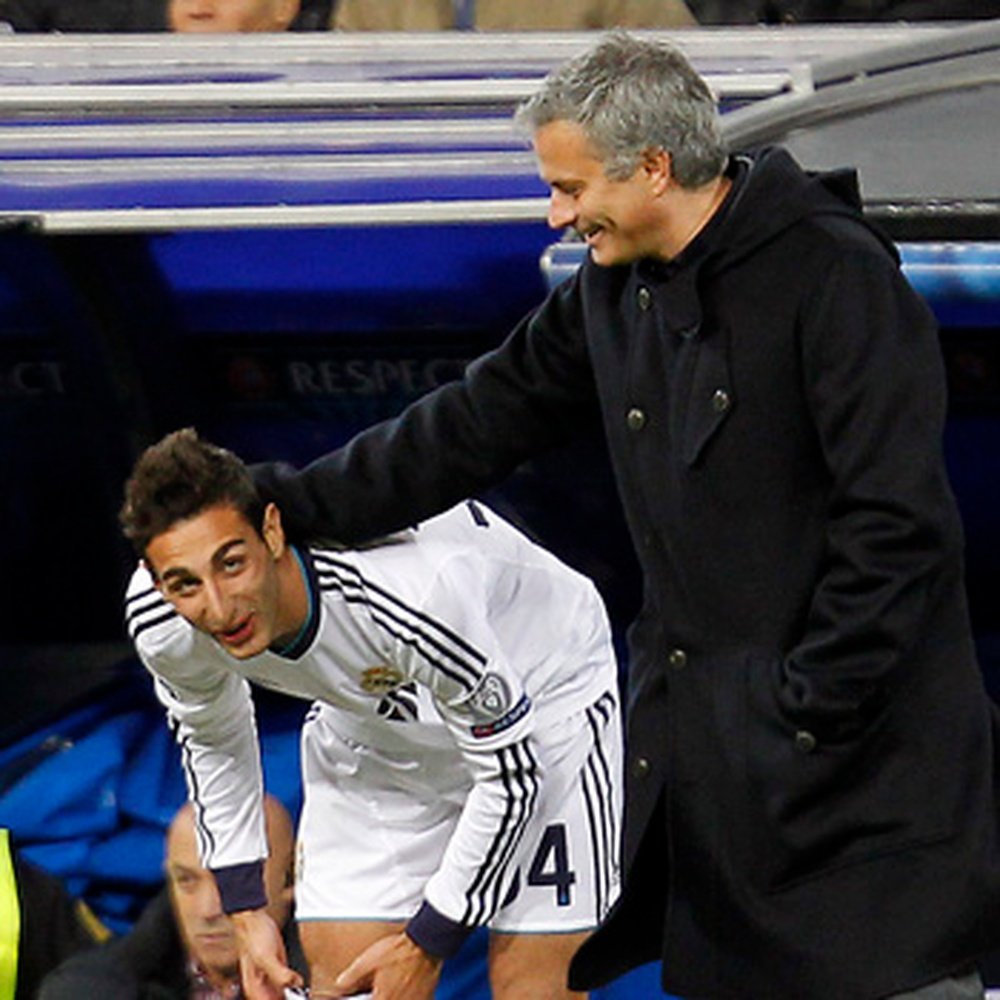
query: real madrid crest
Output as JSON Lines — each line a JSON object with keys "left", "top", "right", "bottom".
{"left": 360, "top": 664, "right": 405, "bottom": 695}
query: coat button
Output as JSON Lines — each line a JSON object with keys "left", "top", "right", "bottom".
{"left": 632, "top": 756, "right": 651, "bottom": 778}
{"left": 668, "top": 648, "right": 687, "bottom": 670}
{"left": 637, "top": 286, "right": 652, "bottom": 311}
{"left": 794, "top": 730, "right": 817, "bottom": 753}
{"left": 712, "top": 388, "right": 731, "bottom": 413}
{"left": 626, "top": 407, "right": 646, "bottom": 431}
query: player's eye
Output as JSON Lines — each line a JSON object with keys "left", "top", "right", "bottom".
{"left": 221, "top": 555, "right": 245, "bottom": 573}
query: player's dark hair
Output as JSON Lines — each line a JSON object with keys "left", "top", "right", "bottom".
{"left": 120, "top": 427, "right": 265, "bottom": 557}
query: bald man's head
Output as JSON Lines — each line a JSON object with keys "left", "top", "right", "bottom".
{"left": 166, "top": 797, "right": 294, "bottom": 986}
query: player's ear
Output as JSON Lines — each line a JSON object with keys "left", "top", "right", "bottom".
{"left": 261, "top": 502, "right": 286, "bottom": 559}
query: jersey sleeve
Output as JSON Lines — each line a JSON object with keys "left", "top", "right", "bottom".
{"left": 124, "top": 567, "right": 268, "bottom": 913}
{"left": 371, "top": 553, "right": 543, "bottom": 958}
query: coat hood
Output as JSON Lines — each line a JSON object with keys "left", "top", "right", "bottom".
{"left": 711, "top": 146, "right": 899, "bottom": 272}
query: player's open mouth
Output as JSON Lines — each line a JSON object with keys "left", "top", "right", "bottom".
{"left": 218, "top": 615, "right": 254, "bottom": 646}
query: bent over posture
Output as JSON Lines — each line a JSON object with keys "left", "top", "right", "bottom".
{"left": 120, "top": 428, "right": 622, "bottom": 1000}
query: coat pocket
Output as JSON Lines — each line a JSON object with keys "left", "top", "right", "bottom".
{"left": 681, "top": 331, "right": 733, "bottom": 466}
{"left": 742, "top": 653, "right": 954, "bottom": 893}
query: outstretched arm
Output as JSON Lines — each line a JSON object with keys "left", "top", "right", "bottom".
{"left": 252, "top": 277, "right": 597, "bottom": 545}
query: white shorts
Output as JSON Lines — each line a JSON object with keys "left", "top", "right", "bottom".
{"left": 295, "top": 690, "right": 622, "bottom": 935}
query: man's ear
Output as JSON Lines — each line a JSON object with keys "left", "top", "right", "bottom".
{"left": 642, "top": 146, "right": 673, "bottom": 196}
{"left": 262, "top": 502, "right": 287, "bottom": 559}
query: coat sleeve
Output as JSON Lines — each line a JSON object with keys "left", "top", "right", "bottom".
{"left": 252, "top": 275, "right": 598, "bottom": 545}
{"left": 783, "top": 231, "right": 963, "bottom": 731}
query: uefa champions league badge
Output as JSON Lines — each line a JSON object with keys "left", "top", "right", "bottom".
{"left": 360, "top": 664, "right": 405, "bottom": 694}
{"left": 471, "top": 673, "right": 512, "bottom": 716}
{"left": 468, "top": 674, "right": 532, "bottom": 739}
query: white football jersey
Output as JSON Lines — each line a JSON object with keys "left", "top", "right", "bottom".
{"left": 124, "top": 500, "right": 617, "bottom": 933}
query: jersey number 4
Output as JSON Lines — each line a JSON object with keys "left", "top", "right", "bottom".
{"left": 527, "top": 823, "right": 576, "bottom": 907}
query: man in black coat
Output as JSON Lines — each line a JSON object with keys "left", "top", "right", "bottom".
{"left": 251, "top": 32, "right": 1000, "bottom": 999}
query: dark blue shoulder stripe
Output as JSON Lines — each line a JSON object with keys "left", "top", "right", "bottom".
{"left": 125, "top": 586, "right": 179, "bottom": 641}
{"left": 312, "top": 554, "right": 486, "bottom": 691}
{"left": 319, "top": 576, "right": 480, "bottom": 692}
{"left": 124, "top": 591, "right": 164, "bottom": 624}
{"left": 129, "top": 607, "right": 180, "bottom": 641}
{"left": 124, "top": 584, "right": 158, "bottom": 610}
{"left": 312, "top": 552, "right": 486, "bottom": 665}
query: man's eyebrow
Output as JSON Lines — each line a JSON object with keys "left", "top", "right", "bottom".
{"left": 212, "top": 538, "right": 248, "bottom": 562}
{"left": 158, "top": 538, "right": 247, "bottom": 583}
{"left": 159, "top": 565, "right": 196, "bottom": 583}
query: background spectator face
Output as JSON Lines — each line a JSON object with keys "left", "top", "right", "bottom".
{"left": 168, "top": 0, "right": 299, "bottom": 31}
{"left": 165, "top": 800, "right": 294, "bottom": 982}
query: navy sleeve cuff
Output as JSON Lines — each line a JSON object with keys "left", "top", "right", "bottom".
{"left": 405, "top": 900, "right": 474, "bottom": 960}
{"left": 211, "top": 860, "right": 267, "bottom": 914}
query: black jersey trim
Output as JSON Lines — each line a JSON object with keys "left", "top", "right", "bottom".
{"left": 125, "top": 586, "right": 178, "bottom": 641}
{"left": 167, "top": 710, "right": 216, "bottom": 863}
{"left": 311, "top": 550, "right": 486, "bottom": 692}
{"left": 461, "top": 737, "right": 540, "bottom": 927}
{"left": 582, "top": 691, "right": 619, "bottom": 923}
{"left": 312, "top": 551, "right": 486, "bottom": 664}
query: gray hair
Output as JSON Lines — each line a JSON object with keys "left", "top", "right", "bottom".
{"left": 515, "top": 31, "right": 727, "bottom": 187}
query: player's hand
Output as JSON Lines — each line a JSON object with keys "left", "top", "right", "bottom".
{"left": 330, "top": 931, "right": 442, "bottom": 999}
{"left": 231, "top": 908, "right": 304, "bottom": 1000}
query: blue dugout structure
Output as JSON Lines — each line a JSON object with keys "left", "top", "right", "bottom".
{"left": 0, "top": 22, "right": 997, "bottom": 997}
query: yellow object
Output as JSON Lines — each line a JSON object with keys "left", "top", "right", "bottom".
{"left": 0, "top": 829, "right": 21, "bottom": 1000}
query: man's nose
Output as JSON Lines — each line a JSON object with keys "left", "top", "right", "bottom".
{"left": 195, "top": 878, "right": 226, "bottom": 920}
{"left": 547, "top": 190, "right": 576, "bottom": 230}
{"left": 199, "top": 579, "right": 229, "bottom": 628}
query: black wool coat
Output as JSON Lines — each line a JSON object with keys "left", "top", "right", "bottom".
{"left": 257, "top": 147, "right": 1000, "bottom": 999}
